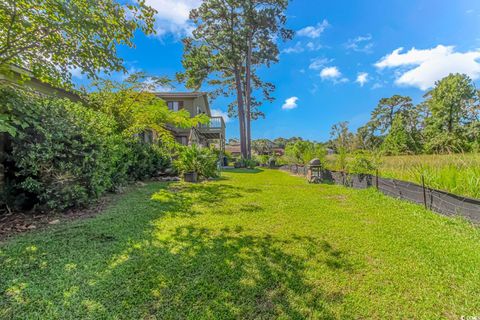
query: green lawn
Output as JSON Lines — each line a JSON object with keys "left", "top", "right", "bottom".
{"left": 1, "top": 169, "right": 480, "bottom": 319}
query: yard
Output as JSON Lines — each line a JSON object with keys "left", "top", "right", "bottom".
{"left": 1, "top": 169, "right": 480, "bottom": 319}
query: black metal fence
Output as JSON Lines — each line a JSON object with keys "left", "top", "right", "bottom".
{"left": 279, "top": 165, "right": 480, "bottom": 223}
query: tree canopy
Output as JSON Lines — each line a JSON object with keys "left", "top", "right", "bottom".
{"left": 0, "top": 0, "right": 156, "bottom": 87}
{"left": 181, "top": 0, "right": 292, "bottom": 159}
{"left": 85, "top": 73, "right": 209, "bottom": 146}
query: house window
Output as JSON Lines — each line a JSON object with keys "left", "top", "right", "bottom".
{"left": 167, "top": 101, "right": 183, "bottom": 111}
{"left": 196, "top": 106, "right": 202, "bottom": 115}
{"left": 176, "top": 136, "right": 188, "bottom": 145}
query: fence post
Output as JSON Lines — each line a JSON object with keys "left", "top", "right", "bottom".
{"left": 375, "top": 169, "right": 379, "bottom": 190}
{"left": 421, "top": 175, "right": 427, "bottom": 209}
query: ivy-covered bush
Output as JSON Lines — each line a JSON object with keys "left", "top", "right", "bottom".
{"left": 1, "top": 87, "right": 128, "bottom": 210}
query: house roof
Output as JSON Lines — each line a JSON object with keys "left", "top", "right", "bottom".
{"left": 155, "top": 91, "right": 211, "bottom": 117}
{"left": 154, "top": 92, "right": 208, "bottom": 99}
{"left": 0, "top": 65, "right": 82, "bottom": 102}
{"left": 225, "top": 144, "right": 241, "bottom": 154}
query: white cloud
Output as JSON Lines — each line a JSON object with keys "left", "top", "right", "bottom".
{"left": 320, "top": 66, "right": 348, "bottom": 84}
{"left": 297, "top": 20, "right": 329, "bottom": 39}
{"left": 143, "top": 0, "right": 201, "bottom": 37}
{"left": 320, "top": 66, "right": 341, "bottom": 79}
{"left": 356, "top": 72, "right": 369, "bottom": 86}
{"left": 309, "top": 57, "right": 332, "bottom": 70}
{"left": 211, "top": 109, "right": 231, "bottom": 123}
{"left": 306, "top": 42, "right": 322, "bottom": 51}
{"left": 282, "top": 97, "right": 299, "bottom": 110}
{"left": 375, "top": 45, "right": 480, "bottom": 90}
{"left": 282, "top": 42, "right": 305, "bottom": 54}
{"left": 345, "top": 34, "right": 374, "bottom": 53}
{"left": 121, "top": 66, "right": 141, "bottom": 80}
{"left": 283, "top": 41, "right": 323, "bottom": 54}
{"left": 69, "top": 67, "right": 83, "bottom": 79}
{"left": 143, "top": 77, "right": 174, "bottom": 92}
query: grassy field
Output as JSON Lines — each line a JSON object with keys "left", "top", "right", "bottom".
{"left": 1, "top": 169, "right": 480, "bottom": 319}
{"left": 326, "top": 153, "right": 480, "bottom": 199}
{"left": 378, "top": 153, "right": 480, "bottom": 199}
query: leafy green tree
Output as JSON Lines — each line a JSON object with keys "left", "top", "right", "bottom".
{"left": 181, "top": 1, "right": 248, "bottom": 158}
{"left": 424, "top": 74, "right": 479, "bottom": 153}
{"left": 381, "top": 113, "right": 418, "bottom": 155}
{"left": 252, "top": 139, "right": 274, "bottom": 155}
{"left": 241, "top": 0, "right": 293, "bottom": 158}
{"left": 355, "top": 124, "right": 382, "bottom": 151}
{"left": 368, "top": 95, "right": 414, "bottom": 134}
{"left": 285, "top": 140, "right": 325, "bottom": 165}
{"left": 0, "top": 0, "right": 155, "bottom": 87}
{"left": 85, "top": 72, "right": 208, "bottom": 145}
{"left": 181, "top": 0, "right": 292, "bottom": 159}
{"left": 329, "top": 121, "right": 354, "bottom": 153}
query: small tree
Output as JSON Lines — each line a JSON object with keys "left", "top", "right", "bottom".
{"left": 285, "top": 140, "right": 325, "bottom": 165}
{"left": 381, "top": 113, "right": 418, "bottom": 155}
{"left": 329, "top": 121, "right": 354, "bottom": 153}
{"left": 368, "top": 95, "right": 414, "bottom": 135}
{"left": 85, "top": 73, "right": 209, "bottom": 145}
{"left": 424, "top": 74, "right": 479, "bottom": 153}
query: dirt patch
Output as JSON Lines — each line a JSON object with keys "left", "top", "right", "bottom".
{"left": 0, "top": 190, "right": 125, "bottom": 242}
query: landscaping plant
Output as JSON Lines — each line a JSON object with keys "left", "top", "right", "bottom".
{"left": 1, "top": 86, "right": 128, "bottom": 211}
{"left": 174, "top": 144, "right": 218, "bottom": 181}
{"left": 0, "top": 86, "right": 174, "bottom": 211}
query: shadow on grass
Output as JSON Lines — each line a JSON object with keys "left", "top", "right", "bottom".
{"left": 150, "top": 182, "right": 262, "bottom": 217}
{"left": 223, "top": 168, "right": 264, "bottom": 174}
{"left": 88, "top": 226, "right": 351, "bottom": 319}
{"left": 0, "top": 182, "right": 354, "bottom": 319}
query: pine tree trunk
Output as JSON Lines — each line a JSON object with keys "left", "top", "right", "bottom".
{"left": 234, "top": 66, "right": 248, "bottom": 159}
{"left": 245, "top": 35, "right": 253, "bottom": 159}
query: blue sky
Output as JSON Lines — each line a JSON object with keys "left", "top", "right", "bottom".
{"left": 76, "top": 0, "right": 480, "bottom": 141}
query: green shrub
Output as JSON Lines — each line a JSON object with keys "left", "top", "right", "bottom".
{"left": 234, "top": 158, "right": 257, "bottom": 169}
{"left": 1, "top": 87, "right": 129, "bottom": 211}
{"left": 174, "top": 144, "right": 218, "bottom": 179}
{"left": 347, "top": 151, "right": 378, "bottom": 175}
{"left": 255, "top": 155, "right": 269, "bottom": 166}
{"left": 284, "top": 141, "right": 326, "bottom": 165}
{"left": 127, "top": 141, "right": 171, "bottom": 180}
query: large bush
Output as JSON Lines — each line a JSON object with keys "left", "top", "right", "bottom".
{"left": 1, "top": 87, "right": 129, "bottom": 210}
{"left": 127, "top": 141, "right": 172, "bottom": 180}
{"left": 174, "top": 144, "right": 218, "bottom": 179}
{"left": 284, "top": 141, "right": 326, "bottom": 165}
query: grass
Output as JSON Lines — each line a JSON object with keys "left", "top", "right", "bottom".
{"left": 326, "top": 153, "right": 480, "bottom": 199}
{"left": 378, "top": 153, "right": 480, "bottom": 199}
{"left": 1, "top": 169, "right": 480, "bottom": 319}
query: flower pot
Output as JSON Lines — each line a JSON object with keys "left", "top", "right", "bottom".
{"left": 184, "top": 172, "right": 198, "bottom": 183}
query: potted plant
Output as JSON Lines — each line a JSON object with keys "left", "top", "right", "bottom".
{"left": 183, "top": 171, "right": 198, "bottom": 183}
{"left": 174, "top": 145, "right": 219, "bottom": 183}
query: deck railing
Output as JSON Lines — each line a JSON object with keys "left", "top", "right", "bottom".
{"left": 199, "top": 116, "right": 225, "bottom": 131}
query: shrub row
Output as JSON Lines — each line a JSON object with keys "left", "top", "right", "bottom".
{"left": 1, "top": 86, "right": 171, "bottom": 211}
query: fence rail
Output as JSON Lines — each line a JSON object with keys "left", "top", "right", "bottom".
{"left": 279, "top": 165, "right": 480, "bottom": 223}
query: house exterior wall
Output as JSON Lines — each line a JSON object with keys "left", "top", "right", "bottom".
{"left": 158, "top": 94, "right": 212, "bottom": 146}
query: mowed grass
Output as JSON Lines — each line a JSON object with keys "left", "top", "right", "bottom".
{"left": 1, "top": 169, "right": 480, "bottom": 319}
